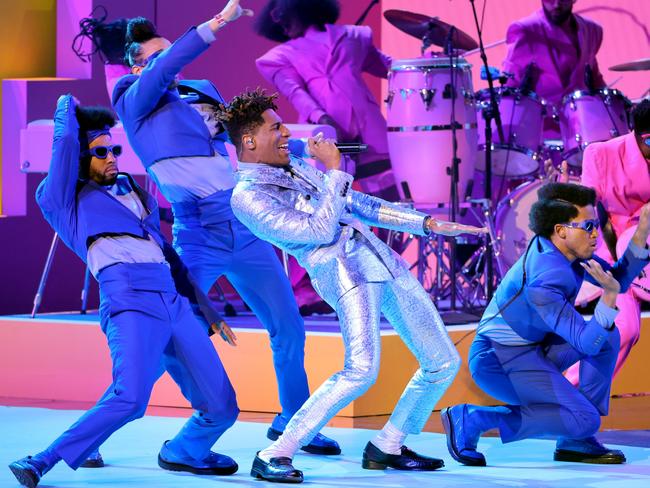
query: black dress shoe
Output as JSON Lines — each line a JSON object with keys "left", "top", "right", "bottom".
{"left": 362, "top": 441, "right": 444, "bottom": 471}
{"left": 250, "top": 454, "right": 303, "bottom": 483}
{"left": 8, "top": 456, "right": 42, "bottom": 488}
{"left": 267, "top": 418, "right": 341, "bottom": 456}
{"left": 554, "top": 437, "right": 626, "bottom": 464}
{"left": 80, "top": 449, "right": 104, "bottom": 468}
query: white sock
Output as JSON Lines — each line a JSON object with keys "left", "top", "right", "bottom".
{"left": 258, "top": 432, "right": 301, "bottom": 463}
{"left": 370, "top": 421, "right": 407, "bottom": 455}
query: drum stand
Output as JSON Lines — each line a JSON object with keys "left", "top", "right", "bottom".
{"left": 469, "top": 0, "right": 507, "bottom": 301}
{"left": 408, "top": 199, "right": 504, "bottom": 316}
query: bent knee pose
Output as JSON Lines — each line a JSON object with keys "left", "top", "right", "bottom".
{"left": 221, "top": 89, "right": 486, "bottom": 483}
{"left": 9, "top": 96, "right": 239, "bottom": 488}
{"left": 111, "top": 0, "right": 338, "bottom": 455}
{"left": 442, "top": 182, "right": 650, "bottom": 466}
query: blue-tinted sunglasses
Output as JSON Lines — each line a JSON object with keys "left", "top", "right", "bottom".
{"left": 560, "top": 218, "right": 600, "bottom": 233}
{"left": 85, "top": 145, "right": 122, "bottom": 159}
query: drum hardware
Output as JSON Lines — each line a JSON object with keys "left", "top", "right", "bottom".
{"left": 384, "top": 90, "right": 394, "bottom": 107}
{"left": 420, "top": 88, "right": 436, "bottom": 110}
{"left": 469, "top": 0, "right": 508, "bottom": 302}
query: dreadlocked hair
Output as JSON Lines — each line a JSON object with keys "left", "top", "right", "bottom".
{"left": 72, "top": 5, "right": 129, "bottom": 65}
{"left": 529, "top": 182, "right": 596, "bottom": 238}
{"left": 75, "top": 105, "right": 117, "bottom": 179}
{"left": 215, "top": 89, "right": 279, "bottom": 153}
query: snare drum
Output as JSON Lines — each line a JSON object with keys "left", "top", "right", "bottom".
{"left": 476, "top": 88, "right": 546, "bottom": 177}
{"left": 386, "top": 55, "right": 477, "bottom": 204}
{"left": 559, "top": 89, "right": 631, "bottom": 168}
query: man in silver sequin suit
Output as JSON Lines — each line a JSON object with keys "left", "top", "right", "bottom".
{"left": 220, "top": 90, "right": 486, "bottom": 483}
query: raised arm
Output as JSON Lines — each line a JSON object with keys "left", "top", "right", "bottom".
{"left": 114, "top": 0, "right": 253, "bottom": 120}
{"left": 35, "top": 94, "right": 81, "bottom": 212}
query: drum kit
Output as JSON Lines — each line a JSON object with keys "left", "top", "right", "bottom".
{"left": 382, "top": 9, "right": 646, "bottom": 312}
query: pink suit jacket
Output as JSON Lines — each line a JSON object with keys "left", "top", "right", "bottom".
{"left": 256, "top": 24, "right": 391, "bottom": 163}
{"left": 582, "top": 133, "right": 650, "bottom": 243}
{"left": 502, "top": 9, "right": 605, "bottom": 107}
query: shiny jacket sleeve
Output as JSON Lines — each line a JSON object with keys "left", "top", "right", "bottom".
{"left": 232, "top": 170, "right": 353, "bottom": 245}
{"left": 524, "top": 267, "right": 614, "bottom": 356}
{"left": 347, "top": 190, "right": 428, "bottom": 236}
{"left": 35, "top": 94, "right": 80, "bottom": 213}
{"left": 113, "top": 27, "right": 210, "bottom": 121}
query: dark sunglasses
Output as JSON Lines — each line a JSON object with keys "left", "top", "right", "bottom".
{"left": 560, "top": 218, "right": 600, "bottom": 233}
{"left": 87, "top": 145, "right": 122, "bottom": 159}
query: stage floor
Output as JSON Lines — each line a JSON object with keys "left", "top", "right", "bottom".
{"left": 2, "top": 406, "right": 649, "bottom": 488}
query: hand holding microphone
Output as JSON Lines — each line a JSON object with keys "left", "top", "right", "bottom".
{"left": 307, "top": 132, "right": 341, "bottom": 171}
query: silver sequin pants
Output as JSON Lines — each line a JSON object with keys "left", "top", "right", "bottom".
{"left": 280, "top": 271, "right": 461, "bottom": 447}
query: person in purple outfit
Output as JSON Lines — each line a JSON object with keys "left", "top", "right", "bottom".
{"left": 502, "top": 0, "right": 606, "bottom": 137}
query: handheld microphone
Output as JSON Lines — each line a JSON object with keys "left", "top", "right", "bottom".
{"left": 288, "top": 138, "right": 368, "bottom": 158}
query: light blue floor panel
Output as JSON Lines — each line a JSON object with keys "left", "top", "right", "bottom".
{"left": 1, "top": 406, "right": 649, "bottom": 487}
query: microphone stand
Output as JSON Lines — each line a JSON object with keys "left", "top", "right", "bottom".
{"left": 445, "top": 27, "right": 461, "bottom": 314}
{"left": 469, "top": 0, "right": 505, "bottom": 301}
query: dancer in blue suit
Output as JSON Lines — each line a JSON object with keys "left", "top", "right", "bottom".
{"left": 111, "top": 0, "right": 338, "bottom": 454}
{"left": 8, "top": 96, "right": 240, "bottom": 488}
{"left": 442, "top": 182, "right": 650, "bottom": 466}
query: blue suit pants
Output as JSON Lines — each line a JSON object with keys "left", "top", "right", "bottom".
{"left": 50, "top": 264, "right": 238, "bottom": 468}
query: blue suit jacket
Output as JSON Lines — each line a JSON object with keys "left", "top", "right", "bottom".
{"left": 36, "top": 95, "right": 223, "bottom": 329}
{"left": 482, "top": 235, "right": 648, "bottom": 355}
{"left": 112, "top": 27, "right": 219, "bottom": 169}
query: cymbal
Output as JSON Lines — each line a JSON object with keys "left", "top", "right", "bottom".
{"left": 384, "top": 9, "right": 478, "bottom": 51}
{"left": 609, "top": 58, "right": 650, "bottom": 72}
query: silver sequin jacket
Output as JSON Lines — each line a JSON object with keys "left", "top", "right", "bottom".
{"left": 231, "top": 158, "right": 430, "bottom": 303}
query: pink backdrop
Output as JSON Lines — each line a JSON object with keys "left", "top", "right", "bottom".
{"left": 381, "top": 0, "right": 650, "bottom": 101}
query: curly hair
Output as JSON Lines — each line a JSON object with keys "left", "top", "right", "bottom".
{"left": 215, "top": 89, "right": 279, "bottom": 153}
{"left": 255, "top": 0, "right": 340, "bottom": 42}
{"left": 124, "top": 17, "right": 161, "bottom": 66}
{"left": 632, "top": 98, "right": 650, "bottom": 135}
{"left": 529, "top": 183, "right": 597, "bottom": 238}
{"left": 76, "top": 106, "right": 117, "bottom": 178}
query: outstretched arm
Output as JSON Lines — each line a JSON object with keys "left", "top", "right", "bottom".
{"left": 115, "top": 0, "right": 253, "bottom": 120}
